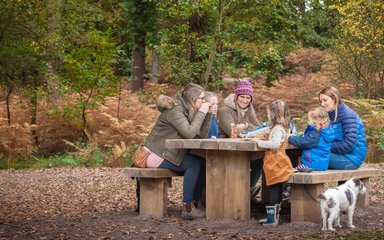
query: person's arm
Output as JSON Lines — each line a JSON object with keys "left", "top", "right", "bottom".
{"left": 218, "top": 107, "right": 236, "bottom": 137}
{"left": 257, "top": 127, "right": 285, "bottom": 149}
{"left": 245, "top": 126, "right": 270, "bottom": 138}
{"left": 331, "top": 116, "right": 358, "bottom": 154}
{"left": 166, "top": 105, "right": 207, "bottom": 139}
{"left": 288, "top": 130, "right": 320, "bottom": 149}
{"left": 197, "top": 112, "right": 213, "bottom": 138}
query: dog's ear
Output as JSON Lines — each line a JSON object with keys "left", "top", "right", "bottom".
{"left": 317, "top": 194, "right": 326, "bottom": 200}
{"left": 352, "top": 178, "right": 361, "bottom": 187}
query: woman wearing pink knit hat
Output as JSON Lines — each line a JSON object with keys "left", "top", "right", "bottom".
{"left": 218, "top": 80, "right": 263, "bottom": 199}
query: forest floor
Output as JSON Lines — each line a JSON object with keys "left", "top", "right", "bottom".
{"left": 0, "top": 164, "right": 383, "bottom": 240}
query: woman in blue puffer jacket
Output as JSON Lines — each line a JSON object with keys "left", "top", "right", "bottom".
{"left": 318, "top": 86, "right": 367, "bottom": 169}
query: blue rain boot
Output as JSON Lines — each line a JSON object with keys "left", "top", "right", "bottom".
{"left": 259, "top": 204, "right": 281, "bottom": 226}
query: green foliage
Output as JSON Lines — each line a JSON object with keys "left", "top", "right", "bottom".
{"left": 298, "top": 1, "right": 339, "bottom": 49}
{"left": 331, "top": 0, "right": 384, "bottom": 98}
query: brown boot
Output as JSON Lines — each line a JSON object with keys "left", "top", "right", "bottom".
{"left": 181, "top": 203, "right": 206, "bottom": 220}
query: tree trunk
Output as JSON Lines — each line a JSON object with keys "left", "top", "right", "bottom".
{"left": 204, "top": 0, "right": 226, "bottom": 88}
{"left": 30, "top": 86, "right": 39, "bottom": 148}
{"left": 5, "top": 85, "right": 13, "bottom": 126}
{"left": 131, "top": 42, "right": 145, "bottom": 92}
{"left": 46, "top": 0, "right": 62, "bottom": 102}
{"left": 151, "top": 50, "right": 160, "bottom": 83}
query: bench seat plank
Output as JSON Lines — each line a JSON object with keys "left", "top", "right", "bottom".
{"left": 287, "top": 168, "right": 381, "bottom": 184}
{"left": 124, "top": 168, "right": 182, "bottom": 178}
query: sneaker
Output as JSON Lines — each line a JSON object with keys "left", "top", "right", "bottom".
{"left": 194, "top": 200, "right": 205, "bottom": 212}
{"left": 282, "top": 185, "right": 291, "bottom": 201}
{"left": 251, "top": 185, "right": 261, "bottom": 199}
{"left": 296, "top": 164, "right": 313, "bottom": 173}
{"left": 181, "top": 203, "right": 206, "bottom": 220}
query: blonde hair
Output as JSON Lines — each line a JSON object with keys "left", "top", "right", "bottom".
{"left": 204, "top": 91, "right": 218, "bottom": 101}
{"left": 318, "top": 86, "right": 341, "bottom": 121}
{"left": 181, "top": 83, "right": 205, "bottom": 122}
{"left": 308, "top": 107, "right": 330, "bottom": 131}
{"left": 267, "top": 99, "right": 290, "bottom": 128}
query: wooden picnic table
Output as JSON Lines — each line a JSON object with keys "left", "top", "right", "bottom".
{"left": 166, "top": 138, "right": 299, "bottom": 220}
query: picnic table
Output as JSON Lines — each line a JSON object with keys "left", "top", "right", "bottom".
{"left": 165, "top": 138, "right": 299, "bottom": 220}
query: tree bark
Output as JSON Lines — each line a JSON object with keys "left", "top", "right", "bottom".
{"left": 131, "top": 42, "right": 145, "bottom": 92}
{"left": 5, "top": 85, "right": 13, "bottom": 126}
{"left": 151, "top": 50, "right": 160, "bottom": 83}
{"left": 204, "top": 0, "right": 226, "bottom": 88}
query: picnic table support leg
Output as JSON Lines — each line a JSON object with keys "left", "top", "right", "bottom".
{"left": 356, "top": 178, "right": 369, "bottom": 208}
{"left": 139, "top": 177, "right": 170, "bottom": 217}
{"left": 206, "top": 150, "right": 250, "bottom": 220}
{"left": 291, "top": 183, "right": 323, "bottom": 223}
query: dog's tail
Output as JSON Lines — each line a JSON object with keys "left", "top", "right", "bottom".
{"left": 317, "top": 194, "right": 326, "bottom": 201}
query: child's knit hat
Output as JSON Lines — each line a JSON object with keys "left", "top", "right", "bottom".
{"left": 235, "top": 80, "right": 254, "bottom": 99}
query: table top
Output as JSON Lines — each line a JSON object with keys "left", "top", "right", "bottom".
{"left": 166, "top": 138, "right": 298, "bottom": 151}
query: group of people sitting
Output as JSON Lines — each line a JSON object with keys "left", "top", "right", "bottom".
{"left": 133, "top": 81, "right": 367, "bottom": 225}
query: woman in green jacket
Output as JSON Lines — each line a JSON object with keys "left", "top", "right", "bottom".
{"left": 144, "top": 83, "right": 213, "bottom": 220}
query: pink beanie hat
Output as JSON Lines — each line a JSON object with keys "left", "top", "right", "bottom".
{"left": 235, "top": 80, "right": 254, "bottom": 99}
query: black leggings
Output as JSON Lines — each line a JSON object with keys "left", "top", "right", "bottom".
{"left": 269, "top": 183, "right": 283, "bottom": 205}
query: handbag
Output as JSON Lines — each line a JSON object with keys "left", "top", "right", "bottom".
{"left": 132, "top": 145, "right": 150, "bottom": 168}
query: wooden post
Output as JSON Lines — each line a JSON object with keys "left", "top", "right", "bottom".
{"left": 290, "top": 183, "right": 324, "bottom": 223}
{"left": 140, "top": 178, "right": 170, "bottom": 217}
{"left": 206, "top": 150, "right": 250, "bottom": 220}
{"left": 356, "top": 178, "right": 369, "bottom": 208}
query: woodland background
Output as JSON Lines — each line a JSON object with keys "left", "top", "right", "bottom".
{"left": 0, "top": 0, "right": 383, "bottom": 169}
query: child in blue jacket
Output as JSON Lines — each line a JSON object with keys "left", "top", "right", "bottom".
{"left": 205, "top": 91, "right": 220, "bottom": 139}
{"left": 288, "top": 107, "right": 335, "bottom": 171}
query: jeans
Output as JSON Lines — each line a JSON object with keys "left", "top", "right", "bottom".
{"left": 329, "top": 153, "right": 358, "bottom": 170}
{"left": 159, "top": 152, "right": 205, "bottom": 204}
{"left": 250, "top": 160, "right": 262, "bottom": 187}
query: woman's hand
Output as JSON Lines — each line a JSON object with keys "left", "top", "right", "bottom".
{"left": 199, "top": 102, "right": 211, "bottom": 114}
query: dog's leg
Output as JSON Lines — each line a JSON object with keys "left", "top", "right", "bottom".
{"left": 335, "top": 212, "right": 342, "bottom": 228}
{"left": 321, "top": 206, "right": 328, "bottom": 231}
{"left": 347, "top": 206, "right": 355, "bottom": 229}
{"left": 328, "top": 210, "right": 337, "bottom": 231}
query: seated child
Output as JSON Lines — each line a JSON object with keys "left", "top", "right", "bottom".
{"left": 205, "top": 91, "right": 219, "bottom": 139}
{"left": 288, "top": 107, "right": 335, "bottom": 172}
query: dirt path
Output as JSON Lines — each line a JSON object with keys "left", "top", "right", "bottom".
{"left": 0, "top": 167, "right": 383, "bottom": 239}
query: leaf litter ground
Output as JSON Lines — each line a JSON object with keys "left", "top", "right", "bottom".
{"left": 0, "top": 166, "right": 383, "bottom": 240}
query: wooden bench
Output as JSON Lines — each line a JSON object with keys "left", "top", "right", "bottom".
{"left": 287, "top": 168, "right": 382, "bottom": 223}
{"left": 124, "top": 168, "right": 182, "bottom": 217}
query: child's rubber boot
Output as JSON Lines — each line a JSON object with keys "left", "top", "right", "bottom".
{"left": 259, "top": 204, "right": 281, "bottom": 226}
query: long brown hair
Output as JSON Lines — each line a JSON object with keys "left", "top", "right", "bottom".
{"left": 318, "top": 86, "right": 341, "bottom": 121}
{"left": 181, "top": 83, "right": 205, "bottom": 122}
{"left": 267, "top": 99, "right": 290, "bottom": 129}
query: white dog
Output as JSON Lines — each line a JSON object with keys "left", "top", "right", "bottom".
{"left": 318, "top": 178, "right": 367, "bottom": 231}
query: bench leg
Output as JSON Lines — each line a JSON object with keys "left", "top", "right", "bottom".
{"left": 291, "top": 183, "right": 324, "bottom": 223}
{"left": 139, "top": 177, "right": 170, "bottom": 217}
{"left": 356, "top": 178, "right": 370, "bottom": 208}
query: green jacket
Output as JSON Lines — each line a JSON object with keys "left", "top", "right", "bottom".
{"left": 145, "top": 94, "right": 212, "bottom": 166}
{"left": 218, "top": 94, "right": 259, "bottom": 137}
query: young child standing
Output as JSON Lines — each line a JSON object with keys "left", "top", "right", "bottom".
{"left": 243, "top": 99, "right": 294, "bottom": 226}
{"left": 288, "top": 107, "right": 335, "bottom": 172}
{"left": 205, "top": 91, "right": 220, "bottom": 139}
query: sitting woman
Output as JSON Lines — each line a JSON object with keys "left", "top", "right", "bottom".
{"left": 318, "top": 86, "right": 367, "bottom": 170}
{"left": 142, "top": 83, "right": 213, "bottom": 220}
{"left": 218, "top": 80, "right": 263, "bottom": 197}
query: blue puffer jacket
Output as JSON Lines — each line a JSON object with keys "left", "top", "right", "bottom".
{"left": 328, "top": 103, "right": 367, "bottom": 168}
{"left": 289, "top": 125, "right": 335, "bottom": 170}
